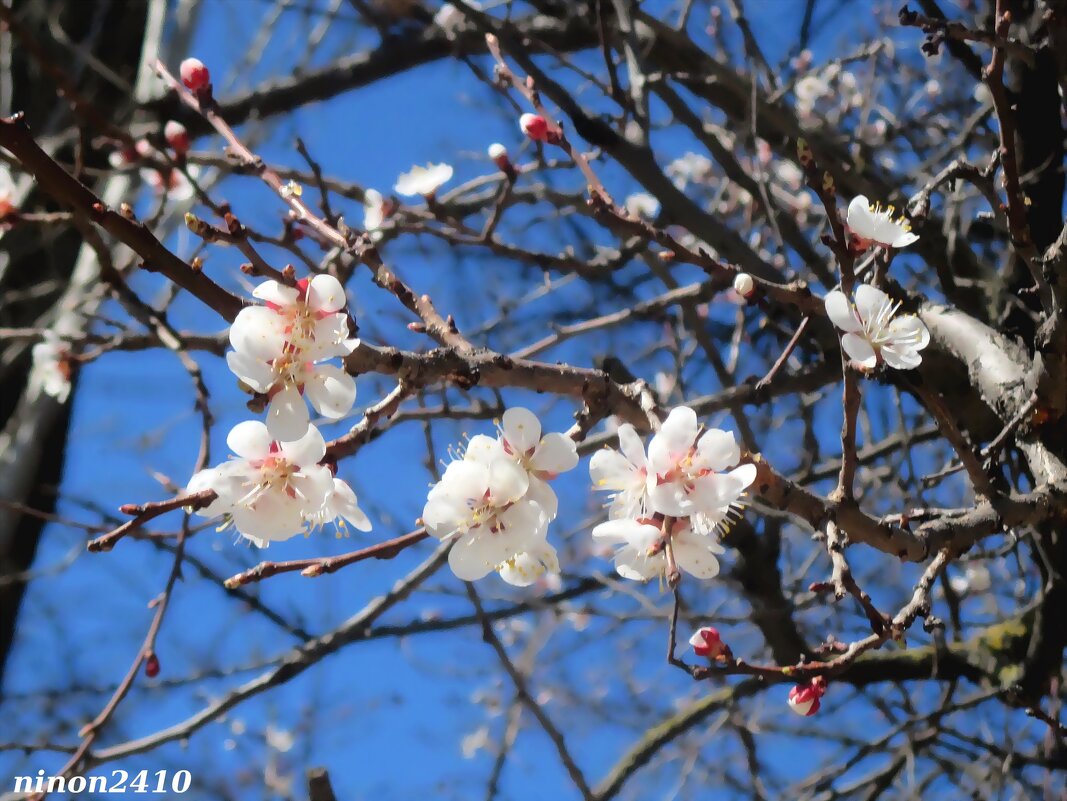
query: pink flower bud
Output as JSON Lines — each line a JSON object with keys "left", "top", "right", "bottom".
{"left": 164, "top": 121, "right": 190, "bottom": 156}
{"left": 520, "top": 113, "right": 550, "bottom": 142}
{"left": 144, "top": 652, "right": 160, "bottom": 678}
{"left": 688, "top": 626, "right": 728, "bottom": 660}
{"left": 787, "top": 676, "right": 826, "bottom": 716}
{"left": 180, "top": 58, "right": 211, "bottom": 92}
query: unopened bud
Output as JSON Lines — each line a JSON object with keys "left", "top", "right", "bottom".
{"left": 488, "top": 142, "right": 511, "bottom": 172}
{"left": 180, "top": 58, "right": 211, "bottom": 92}
{"left": 144, "top": 652, "right": 160, "bottom": 678}
{"left": 689, "top": 627, "right": 729, "bottom": 660}
{"left": 164, "top": 121, "right": 190, "bottom": 156}
{"left": 787, "top": 676, "right": 827, "bottom": 716}
{"left": 733, "top": 272, "right": 755, "bottom": 299}
{"left": 520, "top": 113, "right": 550, "bottom": 142}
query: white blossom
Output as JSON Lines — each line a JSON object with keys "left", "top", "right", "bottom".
{"left": 592, "top": 517, "right": 724, "bottom": 581}
{"left": 666, "top": 152, "right": 714, "bottom": 189}
{"left": 497, "top": 542, "right": 561, "bottom": 587}
{"left": 29, "top": 331, "right": 72, "bottom": 403}
{"left": 227, "top": 275, "right": 358, "bottom": 441}
{"left": 308, "top": 477, "right": 373, "bottom": 534}
{"left": 422, "top": 454, "right": 546, "bottom": 582}
{"left": 187, "top": 421, "right": 335, "bottom": 547}
{"left": 645, "top": 407, "right": 756, "bottom": 535}
{"left": 435, "top": 2, "right": 479, "bottom": 38}
{"left": 773, "top": 161, "right": 804, "bottom": 191}
{"left": 589, "top": 406, "right": 754, "bottom": 584}
{"left": 949, "top": 563, "right": 992, "bottom": 596}
{"left": 590, "top": 423, "right": 652, "bottom": 520}
{"left": 363, "top": 188, "right": 385, "bottom": 240}
{"left": 496, "top": 407, "right": 578, "bottom": 519}
{"left": 824, "top": 284, "right": 930, "bottom": 369}
{"left": 624, "top": 192, "right": 660, "bottom": 220}
{"left": 394, "top": 162, "right": 453, "bottom": 197}
{"left": 425, "top": 408, "right": 575, "bottom": 584}
{"left": 794, "top": 74, "right": 830, "bottom": 116}
{"left": 846, "top": 195, "right": 919, "bottom": 249}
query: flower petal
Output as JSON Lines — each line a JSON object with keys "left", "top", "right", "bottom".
{"left": 530, "top": 432, "right": 578, "bottom": 474}
{"left": 226, "top": 350, "right": 276, "bottom": 393}
{"left": 672, "top": 530, "right": 722, "bottom": 579}
{"left": 888, "top": 314, "right": 930, "bottom": 350}
{"left": 289, "top": 464, "right": 333, "bottom": 510}
{"left": 824, "top": 290, "right": 861, "bottom": 333}
{"left": 266, "top": 385, "right": 310, "bottom": 442}
{"left": 841, "top": 333, "right": 877, "bottom": 368}
{"left": 846, "top": 195, "right": 877, "bottom": 239}
{"left": 647, "top": 406, "right": 698, "bottom": 475}
{"left": 486, "top": 458, "right": 529, "bottom": 505}
{"left": 695, "top": 428, "right": 740, "bottom": 472}
{"left": 502, "top": 407, "right": 542, "bottom": 453}
{"left": 305, "top": 364, "right": 356, "bottom": 419}
{"left": 306, "top": 274, "right": 347, "bottom": 313}
{"left": 252, "top": 280, "right": 299, "bottom": 307}
{"left": 853, "top": 283, "right": 891, "bottom": 320}
{"left": 230, "top": 306, "right": 286, "bottom": 361}
{"left": 891, "top": 230, "right": 919, "bottom": 248}
{"left": 227, "top": 420, "right": 272, "bottom": 461}
{"left": 278, "top": 422, "right": 326, "bottom": 466}
{"left": 590, "top": 448, "right": 637, "bottom": 491}
{"left": 617, "top": 424, "right": 648, "bottom": 469}
{"left": 329, "top": 478, "right": 372, "bottom": 531}
{"left": 498, "top": 542, "right": 559, "bottom": 587}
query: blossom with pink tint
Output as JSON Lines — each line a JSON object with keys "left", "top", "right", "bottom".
{"left": 226, "top": 275, "right": 359, "bottom": 441}
{"left": 187, "top": 421, "right": 335, "bottom": 546}
{"left": 646, "top": 406, "right": 756, "bottom": 535}
{"left": 787, "top": 677, "right": 827, "bottom": 716}
{"left": 592, "top": 517, "right": 724, "bottom": 581}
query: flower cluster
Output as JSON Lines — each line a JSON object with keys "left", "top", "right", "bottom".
{"left": 188, "top": 421, "right": 369, "bottom": 547}
{"left": 422, "top": 408, "right": 578, "bottom": 585}
{"left": 188, "top": 273, "right": 368, "bottom": 546}
{"left": 590, "top": 406, "right": 755, "bottom": 583}
{"left": 825, "top": 283, "right": 930, "bottom": 370}
{"left": 227, "top": 275, "right": 359, "bottom": 441}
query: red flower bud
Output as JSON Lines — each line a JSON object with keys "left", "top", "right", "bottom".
{"left": 689, "top": 626, "right": 729, "bottom": 660}
{"left": 520, "top": 113, "right": 551, "bottom": 142}
{"left": 164, "top": 121, "right": 190, "bottom": 156}
{"left": 180, "top": 58, "right": 211, "bottom": 92}
{"left": 787, "top": 676, "right": 827, "bottom": 716}
{"left": 144, "top": 652, "right": 160, "bottom": 678}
